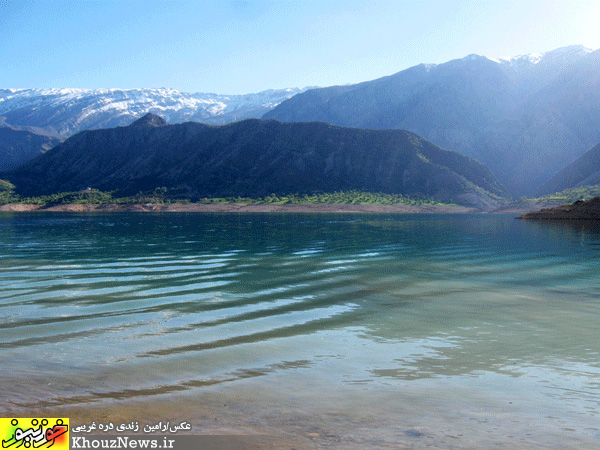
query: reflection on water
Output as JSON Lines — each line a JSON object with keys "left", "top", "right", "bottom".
{"left": 1, "top": 213, "right": 600, "bottom": 448}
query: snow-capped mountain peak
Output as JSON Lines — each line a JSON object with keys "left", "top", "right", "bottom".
{"left": 492, "top": 44, "right": 595, "bottom": 68}
{"left": 494, "top": 52, "right": 543, "bottom": 66}
{"left": 0, "top": 87, "right": 309, "bottom": 136}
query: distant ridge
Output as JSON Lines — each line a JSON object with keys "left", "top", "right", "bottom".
{"left": 0, "top": 126, "right": 61, "bottom": 171}
{"left": 4, "top": 116, "right": 507, "bottom": 210}
{"left": 539, "top": 141, "right": 600, "bottom": 195}
{"left": 0, "top": 87, "right": 308, "bottom": 136}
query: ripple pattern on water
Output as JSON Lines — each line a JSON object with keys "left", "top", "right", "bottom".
{"left": 1, "top": 213, "right": 600, "bottom": 446}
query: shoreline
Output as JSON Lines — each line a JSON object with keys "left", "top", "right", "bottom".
{"left": 0, "top": 202, "right": 480, "bottom": 214}
{"left": 518, "top": 197, "right": 600, "bottom": 220}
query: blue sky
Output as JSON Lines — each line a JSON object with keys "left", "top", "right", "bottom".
{"left": 1, "top": 0, "right": 598, "bottom": 94}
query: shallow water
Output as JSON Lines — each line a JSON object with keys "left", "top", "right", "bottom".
{"left": 1, "top": 213, "right": 600, "bottom": 448}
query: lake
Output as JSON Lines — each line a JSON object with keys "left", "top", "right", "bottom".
{"left": 1, "top": 213, "right": 599, "bottom": 449}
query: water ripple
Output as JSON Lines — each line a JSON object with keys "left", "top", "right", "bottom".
{"left": 2, "top": 211, "right": 600, "bottom": 442}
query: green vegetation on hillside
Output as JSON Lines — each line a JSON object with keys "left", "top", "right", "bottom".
{"left": 519, "top": 184, "right": 600, "bottom": 204}
{"left": 0, "top": 179, "right": 15, "bottom": 192}
{"left": 0, "top": 183, "right": 453, "bottom": 207}
{"left": 0, "top": 186, "right": 176, "bottom": 206}
{"left": 0, "top": 179, "right": 16, "bottom": 204}
{"left": 197, "top": 190, "right": 452, "bottom": 206}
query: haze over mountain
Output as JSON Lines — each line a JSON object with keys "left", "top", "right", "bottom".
{"left": 0, "top": 124, "right": 61, "bottom": 171}
{"left": 264, "top": 45, "right": 600, "bottom": 196}
{"left": 4, "top": 114, "right": 506, "bottom": 210}
{"left": 539, "top": 141, "right": 600, "bottom": 195}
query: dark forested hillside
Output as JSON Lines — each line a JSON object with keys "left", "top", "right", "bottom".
{"left": 4, "top": 114, "right": 507, "bottom": 209}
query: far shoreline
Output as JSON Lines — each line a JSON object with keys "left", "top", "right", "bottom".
{"left": 0, "top": 202, "right": 482, "bottom": 214}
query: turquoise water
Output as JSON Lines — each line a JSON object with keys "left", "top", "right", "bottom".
{"left": 1, "top": 213, "right": 600, "bottom": 448}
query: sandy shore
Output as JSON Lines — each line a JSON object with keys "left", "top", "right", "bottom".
{"left": 0, "top": 202, "right": 479, "bottom": 213}
{"left": 15, "top": 398, "right": 311, "bottom": 450}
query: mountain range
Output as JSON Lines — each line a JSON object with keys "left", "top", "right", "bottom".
{"left": 2, "top": 45, "right": 599, "bottom": 198}
{"left": 0, "top": 87, "right": 307, "bottom": 137}
{"left": 264, "top": 45, "right": 600, "bottom": 196}
{"left": 4, "top": 114, "right": 506, "bottom": 210}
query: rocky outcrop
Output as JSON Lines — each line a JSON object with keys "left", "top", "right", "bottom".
{"left": 130, "top": 113, "right": 168, "bottom": 127}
